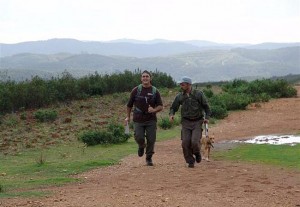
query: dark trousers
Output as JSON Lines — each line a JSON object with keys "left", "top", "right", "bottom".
{"left": 134, "top": 120, "right": 157, "bottom": 158}
{"left": 181, "top": 119, "right": 203, "bottom": 164}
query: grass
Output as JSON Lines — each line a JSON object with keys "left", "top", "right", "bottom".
{"left": 213, "top": 143, "right": 300, "bottom": 170}
{"left": 0, "top": 126, "right": 180, "bottom": 197}
{"left": 1, "top": 126, "right": 299, "bottom": 198}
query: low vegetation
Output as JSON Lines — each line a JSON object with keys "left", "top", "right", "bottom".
{"left": 78, "top": 121, "right": 131, "bottom": 145}
{"left": 214, "top": 144, "right": 300, "bottom": 170}
{"left": 0, "top": 71, "right": 298, "bottom": 197}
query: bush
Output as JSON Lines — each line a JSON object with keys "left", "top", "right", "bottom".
{"left": 158, "top": 117, "right": 173, "bottom": 129}
{"left": 219, "top": 93, "right": 251, "bottom": 110}
{"left": 79, "top": 122, "right": 131, "bottom": 146}
{"left": 158, "top": 116, "right": 180, "bottom": 130}
{"left": 34, "top": 109, "right": 58, "bottom": 122}
{"left": 203, "top": 88, "right": 214, "bottom": 98}
{"left": 251, "top": 93, "right": 271, "bottom": 103}
{"left": 20, "top": 112, "right": 27, "bottom": 120}
{"left": 208, "top": 94, "right": 228, "bottom": 119}
{"left": 210, "top": 105, "right": 228, "bottom": 119}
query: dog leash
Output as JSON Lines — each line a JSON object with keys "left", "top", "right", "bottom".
{"left": 205, "top": 123, "right": 209, "bottom": 138}
{"left": 204, "top": 122, "right": 214, "bottom": 148}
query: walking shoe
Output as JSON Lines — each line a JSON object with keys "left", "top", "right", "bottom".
{"left": 195, "top": 153, "right": 201, "bottom": 163}
{"left": 138, "top": 147, "right": 144, "bottom": 157}
{"left": 188, "top": 162, "right": 194, "bottom": 168}
{"left": 146, "top": 158, "right": 153, "bottom": 166}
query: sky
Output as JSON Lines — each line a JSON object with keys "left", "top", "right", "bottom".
{"left": 0, "top": 0, "right": 299, "bottom": 44}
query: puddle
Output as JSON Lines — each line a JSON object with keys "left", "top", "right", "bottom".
{"left": 236, "top": 135, "right": 300, "bottom": 146}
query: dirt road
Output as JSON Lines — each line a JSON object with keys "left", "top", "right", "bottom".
{"left": 2, "top": 87, "right": 300, "bottom": 207}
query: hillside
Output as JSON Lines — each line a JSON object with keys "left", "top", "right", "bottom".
{"left": 1, "top": 46, "right": 299, "bottom": 82}
{"left": 1, "top": 86, "right": 299, "bottom": 207}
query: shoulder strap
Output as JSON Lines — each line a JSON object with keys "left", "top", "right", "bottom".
{"left": 137, "top": 84, "right": 142, "bottom": 96}
{"left": 137, "top": 84, "right": 157, "bottom": 97}
{"left": 151, "top": 86, "right": 157, "bottom": 97}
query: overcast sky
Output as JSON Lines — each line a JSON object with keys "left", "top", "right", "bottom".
{"left": 0, "top": 0, "right": 299, "bottom": 44}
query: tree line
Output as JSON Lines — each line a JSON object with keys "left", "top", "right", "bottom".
{"left": 0, "top": 69, "right": 176, "bottom": 114}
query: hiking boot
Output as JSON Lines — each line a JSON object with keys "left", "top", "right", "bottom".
{"left": 138, "top": 147, "right": 144, "bottom": 157}
{"left": 195, "top": 153, "right": 201, "bottom": 163}
{"left": 188, "top": 162, "right": 194, "bottom": 168}
{"left": 146, "top": 158, "right": 153, "bottom": 166}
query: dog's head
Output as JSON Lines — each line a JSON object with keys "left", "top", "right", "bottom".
{"left": 209, "top": 135, "right": 215, "bottom": 143}
{"left": 202, "top": 135, "right": 215, "bottom": 144}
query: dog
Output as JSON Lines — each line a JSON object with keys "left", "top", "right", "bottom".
{"left": 201, "top": 134, "right": 215, "bottom": 161}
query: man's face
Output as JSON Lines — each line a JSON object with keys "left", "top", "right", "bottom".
{"left": 141, "top": 73, "right": 151, "bottom": 85}
{"left": 180, "top": 82, "right": 189, "bottom": 91}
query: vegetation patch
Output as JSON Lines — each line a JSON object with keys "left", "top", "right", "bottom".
{"left": 213, "top": 143, "right": 300, "bottom": 170}
{"left": 78, "top": 122, "right": 131, "bottom": 146}
{"left": 34, "top": 109, "right": 58, "bottom": 122}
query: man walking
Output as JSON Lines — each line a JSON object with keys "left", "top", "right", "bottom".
{"left": 126, "top": 70, "right": 163, "bottom": 166}
{"left": 169, "top": 76, "right": 211, "bottom": 168}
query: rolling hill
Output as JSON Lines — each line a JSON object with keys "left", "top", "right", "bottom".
{"left": 0, "top": 39, "right": 299, "bottom": 82}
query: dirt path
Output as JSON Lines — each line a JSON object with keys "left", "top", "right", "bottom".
{"left": 2, "top": 87, "right": 300, "bottom": 207}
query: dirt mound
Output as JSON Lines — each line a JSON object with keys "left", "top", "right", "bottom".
{"left": 2, "top": 87, "right": 300, "bottom": 207}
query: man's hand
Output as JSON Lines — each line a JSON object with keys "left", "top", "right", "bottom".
{"left": 124, "top": 117, "right": 129, "bottom": 125}
{"left": 169, "top": 115, "right": 174, "bottom": 123}
{"left": 203, "top": 118, "right": 209, "bottom": 124}
{"left": 148, "top": 106, "right": 156, "bottom": 113}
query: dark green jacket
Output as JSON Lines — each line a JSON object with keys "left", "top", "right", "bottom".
{"left": 169, "top": 89, "right": 211, "bottom": 120}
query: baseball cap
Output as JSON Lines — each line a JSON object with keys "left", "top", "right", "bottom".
{"left": 177, "top": 76, "right": 192, "bottom": 84}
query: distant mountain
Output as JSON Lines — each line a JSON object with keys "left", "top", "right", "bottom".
{"left": 1, "top": 46, "right": 299, "bottom": 82}
{"left": 0, "top": 38, "right": 203, "bottom": 58}
{"left": 1, "top": 38, "right": 299, "bottom": 58}
{"left": 245, "top": 42, "right": 300, "bottom": 50}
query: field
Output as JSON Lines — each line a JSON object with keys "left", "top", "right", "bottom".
{"left": 0, "top": 86, "right": 300, "bottom": 207}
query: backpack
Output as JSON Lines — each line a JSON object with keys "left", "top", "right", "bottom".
{"left": 137, "top": 84, "right": 157, "bottom": 99}
{"left": 134, "top": 84, "right": 157, "bottom": 114}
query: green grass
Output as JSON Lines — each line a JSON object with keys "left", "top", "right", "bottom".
{"left": 0, "top": 127, "right": 180, "bottom": 197}
{"left": 0, "top": 190, "right": 51, "bottom": 198}
{"left": 214, "top": 143, "right": 300, "bottom": 170}
{"left": 1, "top": 126, "right": 298, "bottom": 198}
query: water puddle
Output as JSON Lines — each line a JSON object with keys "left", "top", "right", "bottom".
{"left": 237, "top": 135, "right": 300, "bottom": 146}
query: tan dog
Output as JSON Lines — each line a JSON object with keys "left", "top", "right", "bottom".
{"left": 201, "top": 134, "right": 215, "bottom": 161}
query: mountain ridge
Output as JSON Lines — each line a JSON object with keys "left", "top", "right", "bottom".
{"left": 1, "top": 45, "right": 299, "bottom": 83}
{"left": 1, "top": 38, "right": 300, "bottom": 58}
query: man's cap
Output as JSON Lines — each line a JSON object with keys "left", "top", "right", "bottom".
{"left": 178, "top": 76, "right": 192, "bottom": 84}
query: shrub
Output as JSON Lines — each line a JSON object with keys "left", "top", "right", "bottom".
{"left": 34, "top": 109, "right": 58, "bottom": 122}
{"left": 251, "top": 93, "right": 271, "bottom": 103}
{"left": 219, "top": 93, "right": 251, "bottom": 110}
{"left": 210, "top": 104, "right": 228, "bottom": 119}
{"left": 158, "top": 116, "right": 180, "bottom": 130}
{"left": 208, "top": 95, "right": 228, "bottom": 119}
{"left": 79, "top": 122, "right": 131, "bottom": 146}
{"left": 4, "top": 117, "right": 18, "bottom": 127}
{"left": 20, "top": 112, "right": 27, "bottom": 120}
{"left": 158, "top": 117, "right": 173, "bottom": 129}
{"left": 203, "top": 88, "right": 214, "bottom": 98}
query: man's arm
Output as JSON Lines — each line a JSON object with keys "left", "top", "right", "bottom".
{"left": 169, "top": 94, "right": 181, "bottom": 122}
{"left": 125, "top": 106, "right": 132, "bottom": 122}
{"left": 148, "top": 105, "right": 163, "bottom": 113}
